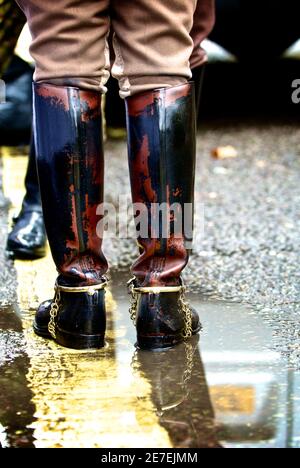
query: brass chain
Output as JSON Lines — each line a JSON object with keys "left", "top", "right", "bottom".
{"left": 179, "top": 286, "right": 193, "bottom": 339}
{"left": 48, "top": 289, "right": 61, "bottom": 339}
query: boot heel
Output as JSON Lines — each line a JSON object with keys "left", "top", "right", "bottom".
{"left": 55, "top": 328, "right": 105, "bottom": 350}
{"left": 134, "top": 290, "right": 186, "bottom": 351}
{"left": 136, "top": 333, "right": 184, "bottom": 351}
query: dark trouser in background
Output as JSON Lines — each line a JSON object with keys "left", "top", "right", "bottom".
{"left": 0, "top": 0, "right": 32, "bottom": 139}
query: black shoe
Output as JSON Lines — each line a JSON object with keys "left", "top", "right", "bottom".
{"left": 7, "top": 208, "right": 47, "bottom": 260}
{"left": 33, "top": 283, "right": 107, "bottom": 350}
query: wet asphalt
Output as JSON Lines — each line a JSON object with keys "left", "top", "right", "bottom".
{"left": 0, "top": 120, "right": 300, "bottom": 448}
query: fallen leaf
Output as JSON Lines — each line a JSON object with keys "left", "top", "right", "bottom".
{"left": 211, "top": 146, "right": 238, "bottom": 160}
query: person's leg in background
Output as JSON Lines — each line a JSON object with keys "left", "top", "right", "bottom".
{"left": 111, "top": 0, "right": 212, "bottom": 350}
{"left": 6, "top": 136, "right": 47, "bottom": 259}
{"left": 16, "top": 0, "right": 111, "bottom": 349}
{"left": 0, "top": 0, "right": 46, "bottom": 259}
{"left": 190, "top": 0, "right": 215, "bottom": 112}
{"left": 0, "top": 55, "right": 33, "bottom": 139}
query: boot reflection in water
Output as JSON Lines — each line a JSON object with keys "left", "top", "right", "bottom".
{"left": 16, "top": 0, "right": 215, "bottom": 350}
{"left": 132, "top": 335, "right": 222, "bottom": 448}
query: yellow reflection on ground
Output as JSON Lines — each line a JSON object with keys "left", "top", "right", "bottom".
{"left": 210, "top": 386, "right": 255, "bottom": 415}
{"left": 1, "top": 149, "right": 172, "bottom": 448}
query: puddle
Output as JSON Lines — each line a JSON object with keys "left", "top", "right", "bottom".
{"left": 0, "top": 274, "right": 299, "bottom": 448}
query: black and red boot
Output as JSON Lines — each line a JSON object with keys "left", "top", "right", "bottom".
{"left": 126, "top": 83, "right": 201, "bottom": 350}
{"left": 32, "top": 83, "right": 108, "bottom": 349}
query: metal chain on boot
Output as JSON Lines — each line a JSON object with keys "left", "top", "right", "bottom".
{"left": 127, "top": 278, "right": 139, "bottom": 323}
{"left": 47, "top": 279, "right": 109, "bottom": 340}
{"left": 48, "top": 288, "right": 61, "bottom": 339}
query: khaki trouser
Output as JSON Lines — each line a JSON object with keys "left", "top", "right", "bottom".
{"left": 16, "top": 0, "right": 212, "bottom": 98}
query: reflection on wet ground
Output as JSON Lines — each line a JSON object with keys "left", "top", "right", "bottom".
{"left": 0, "top": 150, "right": 300, "bottom": 448}
{"left": 1, "top": 274, "right": 300, "bottom": 448}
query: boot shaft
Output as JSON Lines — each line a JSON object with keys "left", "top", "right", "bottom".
{"left": 33, "top": 83, "right": 108, "bottom": 286}
{"left": 125, "top": 83, "right": 197, "bottom": 287}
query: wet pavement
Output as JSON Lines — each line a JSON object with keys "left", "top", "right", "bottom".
{"left": 0, "top": 123, "right": 300, "bottom": 448}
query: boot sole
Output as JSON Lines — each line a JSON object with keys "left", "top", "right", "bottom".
{"left": 136, "top": 326, "right": 201, "bottom": 351}
{"left": 33, "top": 322, "right": 52, "bottom": 339}
{"left": 7, "top": 246, "right": 47, "bottom": 260}
{"left": 33, "top": 323, "right": 105, "bottom": 350}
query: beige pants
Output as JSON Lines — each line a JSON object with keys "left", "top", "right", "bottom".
{"left": 16, "top": 0, "right": 202, "bottom": 97}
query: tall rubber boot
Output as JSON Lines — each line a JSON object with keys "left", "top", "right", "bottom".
{"left": 7, "top": 137, "right": 47, "bottom": 260}
{"left": 126, "top": 83, "right": 201, "bottom": 351}
{"left": 32, "top": 83, "right": 108, "bottom": 349}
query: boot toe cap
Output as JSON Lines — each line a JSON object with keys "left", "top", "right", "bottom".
{"left": 7, "top": 211, "right": 47, "bottom": 259}
{"left": 33, "top": 300, "right": 52, "bottom": 337}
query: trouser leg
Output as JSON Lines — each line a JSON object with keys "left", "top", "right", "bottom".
{"left": 111, "top": 0, "right": 197, "bottom": 97}
{"left": 16, "top": 0, "right": 111, "bottom": 91}
{"left": 190, "top": 0, "right": 216, "bottom": 69}
{"left": 190, "top": 1, "right": 215, "bottom": 114}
